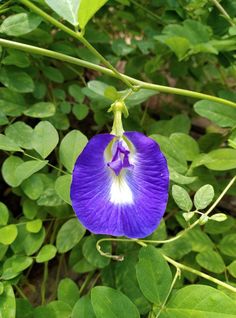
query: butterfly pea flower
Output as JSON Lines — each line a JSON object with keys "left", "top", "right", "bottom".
{"left": 70, "top": 101, "right": 169, "bottom": 238}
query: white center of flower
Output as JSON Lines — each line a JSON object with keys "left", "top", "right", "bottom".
{"left": 110, "top": 174, "right": 133, "bottom": 205}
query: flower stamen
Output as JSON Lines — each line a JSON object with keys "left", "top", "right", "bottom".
{"left": 107, "top": 140, "right": 133, "bottom": 176}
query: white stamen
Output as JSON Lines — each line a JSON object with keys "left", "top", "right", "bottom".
{"left": 110, "top": 174, "right": 133, "bottom": 205}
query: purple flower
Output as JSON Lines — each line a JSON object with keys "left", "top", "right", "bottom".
{"left": 70, "top": 132, "right": 169, "bottom": 238}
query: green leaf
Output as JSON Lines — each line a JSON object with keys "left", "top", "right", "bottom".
{"left": 0, "top": 282, "right": 4, "bottom": 295}
{"left": 194, "top": 100, "right": 236, "bottom": 128}
{"left": 196, "top": 250, "right": 225, "bottom": 273}
{"left": 227, "top": 261, "right": 236, "bottom": 278}
{"left": 172, "top": 185, "right": 193, "bottom": 212}
{"left": 55, "top": 175, "right": 72, "bottom": 205}
{"left": 104, "top": 86, "right": 119, "bottom": 101}
{"left": 0, "top": 284, "right": 16, "bottom": 318}
{"left": 148, "top": 114, "right": 191, "bottom": 137}
{"left": 26, "top": 219, "right": 43, "bottom": 233}
{"left": 198, "top": 215, "right": 209, "bottom": 225}
{"left": 0, "top": 88, "right": 26, "bottom": 116}
{"left": 36, "top": 244, "right": 57, "bottom": 263}
{"left": 5, "top": 121, "right": 34, "bottom": 150}
{"left": 22, "top": 199, "right": 38, "bottom": 220}
{"left": 169, "top": 168, "right": 197, "bottom": 185}
{"left": 78, "top": 0, "right": 109, "bottom": 29}
{"left": 16, "top": 299, "right": 33, "bottom": 318}
{"left": 82, "top": 236, "right": 111, "bottom": 268}
{"left": 24, "top": 227, "right": 46, "bottom": 256}
{"left": 0, "top": 224, "right": 18, "bottom": 245}
{"left": 203, "top": 149, "right": 236, "bottom": 170}
{"left": 24, "top": 102, "right": 56, "bottom": 118}
{"left": 205, "top": 215, "right": 235, "bottom": 234}
{"left": 21, "top": 174, "right": 44, "bottom": 200}
{"left": 15, "top": 160, "right": 48, "bottom": 185}
{"left": 84, "top": 80, "right": 110, "bottom": 103}
{"left": 72, "top": 104, "right": 89, "bottom": 120}
{"left": 210, "top": 213, "right": 227, "bottom": 222}
{"left": 161, "top": 236, "right": 192, "bottom": 260}
{"left": 2, "top": 156, "right": 24, "bottom": 187}
{"left": 68, "top": 84, "right": 84, "bottom": 103}
{"left": 46, "top": 300, "right": 72, "bottom": 318}
{"left": 0, "top": 134, "right": 23, "bottom": 152}
{"left": 56, "top": 219, "right": 86, "bottom": 253}
{"left": 37, "top": 187, "right": 64, "bottom": 207}
{"left": 185, "top": 229, "right": 214, "bottom": 253}
{"left": 59, "top": 130, "right": 88, "bottom": 172}
{"left": 158, "top": 19, "right": 210, "bottom": 45}
{"left": 91, "top": 286, "right": 140, "bottom": 318}
{"left": 0, "top": 202, "right": 9, "bottom": 226}
{"left": 136, "top": 246, "right": 172, "bottom": 305}
{"left": 69, "top": 245, "right": 96, "bottom": 274}
{"left": 114, "top": 253, "right": 150, "bottom": 314}
{"left": 194, "top": 184, "right": 214, "bottom": 210}
{"left": 0, "top": 110, "right": 9, "bottom": 125}
{"left": 72, "top": 296, "right": 96, "bottom": 318}
{"left": 2, "top": 51, "right": 30, "bottom": 68}
{"left": 33, "top": 305, "right": 55, "bottom": 318}
{"left": 45, "top": 0, "right": 80, "bottom": 26}
{"left": 57, "top": 278, "right": 80, "bottom": 308}
{"left": 228, "top": 133, "right": 236, "bottom": 149}
{"left": 165, "top": 285, "right": 236, "bottom": 317}
{"left": 42, "top": 66, "right": 64, "bottom": 83}
{"left": 0, "top": 67, "right": 34, "bottom": 93}
{"left": 170, "top": 133, "right": 199, "bottom": 161}
{"left": 124, "top": 89, "right": 156, "bottom": 107}
{"left": 164, "top": 36, "right": 190, "bottom": 59}
{"left": 112, "top": 39, "right": 135, "bottom": 56}
{"left": 151, "top": 135, "right": 187, "bottom": 173}
{"left": 0, "top": 13, "right": 42, "bottom": 36}
{"left": 219, "top": 234, "right": 236, "bottom": 257}
{"left": 2, "top": 255, "right": 33, "bottom": 280}
{"left": 183, "top": 212, "right": 195, "bottom": 222}
{"left": 33, "top": 121, "right": 59, "bottom": 158}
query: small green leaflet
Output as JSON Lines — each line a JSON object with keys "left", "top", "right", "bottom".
{"left": 45, "top": 0, "right": 109, "bottom": 28}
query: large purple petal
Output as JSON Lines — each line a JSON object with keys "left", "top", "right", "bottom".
{"left": 70, "top": 132, "right": 169, "bottom": 238}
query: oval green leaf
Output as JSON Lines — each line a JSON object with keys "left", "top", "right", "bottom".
{"left": 91, "top": 286, "right": 140, "bottom": 318}
{"left": 136, "top": 246, "right": 172, "bottom": 305}
{"left": 33, "top": 121, "right": 59, "bottom": 158}
{"left": 56, "top": 219, "right": 86, "bottom": 253}
{"left": 59, "top": 130, "right": 88, "bottom": 172}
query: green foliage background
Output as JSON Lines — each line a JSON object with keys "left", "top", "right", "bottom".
{"left": 0, "top": 0, "right": 236, "bottom": 317}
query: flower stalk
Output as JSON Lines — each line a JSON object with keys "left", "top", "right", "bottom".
{"left": 108, "top": 100, "right": 128, "bottom": 137}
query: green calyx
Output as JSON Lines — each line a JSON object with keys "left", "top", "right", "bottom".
{"left": 108, "top": 100, "right": 129, "bottom": 137}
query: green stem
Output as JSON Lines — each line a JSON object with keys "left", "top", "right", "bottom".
{"left": 66, "top": 64, "right": 87, "bottom": 86}
{"left": 129, "top": 0, "right": 162, "bottom": 23}
{"left": 79, "top": 271, "right": 95, "bottom": 294}
{"left": 139, "top": 175, "right": 236, "bottom": 245}
{"left": 1, "top": 38, "right": 236, "bottom": 109}
{"left": 155, "top": 268, "right": 181, "bottom": 318}
{"left": 96, "top": 238, "right": 135, "bottom": 261}
{"left": 14, "top": 285, "right": 28, "bottom": 300}
{"left": 211, "top": 0, "right": 235, "bottom": 26}
{"left": 96, "top": 238, "right": 236, "bottom": 294}
{"left": 163, "top": 254, "right": 236, "bottom": 293}
{"left": 78, "top": 36, "right": 134, "bottom": 88}
{"left": 41, "top": 262, "right": 48, "bottom": 305}
{"left": 24, "top": 152, "right": 68, "bottom": 175}
{"left": 19, "top": 0, "right": 134, "bottom": 89}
